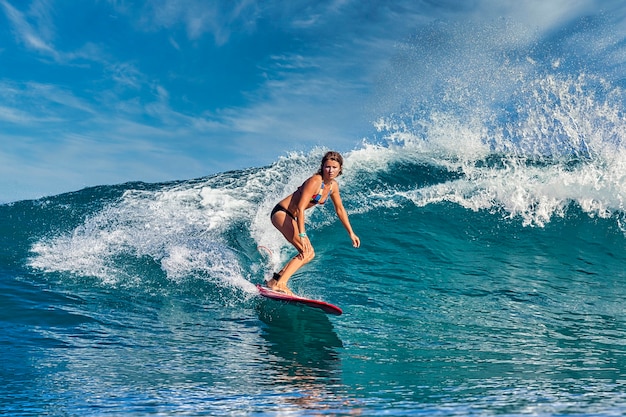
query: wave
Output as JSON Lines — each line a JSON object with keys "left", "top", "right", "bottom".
{"left": 372, "top": 72, "right": 626, "bottom": 227}
{"left": 23, "top": 156, "right": 625, "bottom": 292}
{"left": 15, "top": 69, "right": 626, "bottom": 291}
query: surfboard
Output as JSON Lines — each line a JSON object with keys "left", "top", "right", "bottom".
{"left": 256, "top": 284, "right": 343, "bottom": 315}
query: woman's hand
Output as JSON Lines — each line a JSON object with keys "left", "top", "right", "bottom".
{"left": 300, "top": 235, "right": 312, "bottom": 255}
{"left": 350, "top": 233, "right": 361, "bottom": 248}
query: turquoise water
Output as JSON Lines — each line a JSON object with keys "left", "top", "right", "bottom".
{"left": 2, "top": 143, "right": 626, "bottom": 415}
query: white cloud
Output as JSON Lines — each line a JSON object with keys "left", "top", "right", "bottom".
{"left": 480, "top": 0, "right": 597, "bottom": 33}
{"left": 133, "top": 0, "right": 260, "bottom": 45}
{"left": 0, "top": 81, "right": 96, "bottom": 126}
{"left": 0, "top": 0, "right": 59, "bottom": 58}
{"left": 0, "top": 105, "right": 49, "bottom": 124}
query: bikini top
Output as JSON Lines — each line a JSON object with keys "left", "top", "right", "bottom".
{"left": 309, "top": 181, "right": 332, "bottom": 205}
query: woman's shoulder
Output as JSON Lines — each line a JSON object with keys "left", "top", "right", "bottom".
{"left": 298, "top": 173, "right": 321, "bottom": 191}
{"left": 305, "top": 173, "right": 323, "bottom": 185}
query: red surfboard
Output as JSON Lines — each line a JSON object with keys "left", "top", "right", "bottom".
{"left": 256, "top": 284, "right": 343, "bottom": 315}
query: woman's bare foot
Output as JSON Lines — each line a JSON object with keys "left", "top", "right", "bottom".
{"left": 267, "top": 278, "right": 294, "bottom": 296}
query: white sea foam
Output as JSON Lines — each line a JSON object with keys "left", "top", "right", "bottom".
{"left": 368, "top": 72, "right": 626, "bottom": 227}
{"left": 29, "top": 180, "right": 259, "bottom": 290}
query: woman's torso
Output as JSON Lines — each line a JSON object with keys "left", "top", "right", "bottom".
{"left": 279, "top": 175, "right": 334, "bottom": 215}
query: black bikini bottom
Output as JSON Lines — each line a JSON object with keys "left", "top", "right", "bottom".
{"left": 271, "top": 204, "right": 296, "bottom": 221}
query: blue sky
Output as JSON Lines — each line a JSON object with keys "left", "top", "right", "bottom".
{"left": 0, "top": 0, "right": 620, "bottom": 202}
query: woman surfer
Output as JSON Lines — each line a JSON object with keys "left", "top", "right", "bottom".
{"left": 268, "top": 151, "right": 360, "bottom": 294}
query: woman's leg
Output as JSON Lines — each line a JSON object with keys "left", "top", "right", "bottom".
{"left": 268, "top": 210, "right": 315, "bottom": 293}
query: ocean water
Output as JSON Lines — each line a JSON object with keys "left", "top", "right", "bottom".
{"left": 4, "top": 12, "right": 626, "bottom": 417}
{"left": 3, "top": 141, "right": 626, "bottom": 415}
